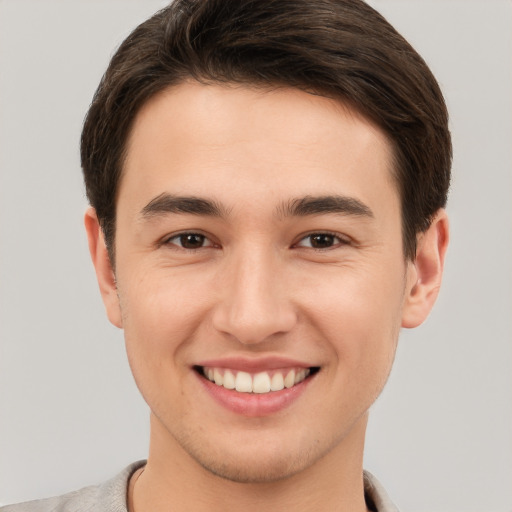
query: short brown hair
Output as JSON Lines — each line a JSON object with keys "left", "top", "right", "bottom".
{"left": 81, "top": 0, "right": 451, "bottom": 261}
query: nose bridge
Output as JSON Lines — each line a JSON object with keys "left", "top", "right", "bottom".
{"left": 212, "top": 242, "right": 296, "bottom": 344}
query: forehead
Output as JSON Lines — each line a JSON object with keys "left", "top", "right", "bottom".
{"left": 121, "top": 81, "right": 397, "bottom": 219}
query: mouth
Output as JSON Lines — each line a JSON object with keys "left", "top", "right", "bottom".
{"left": 194, "top": 365, "right": 320, "bottom": 394}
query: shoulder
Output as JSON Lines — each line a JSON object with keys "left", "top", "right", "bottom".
{"left": 0, "top": 461, "right": 146, "bottom": 512}
{"left": 363, "top": 471, "right": 400, "bottom": 512}
{"left": 1, "top": 484, "right": 100, "bottom": 512}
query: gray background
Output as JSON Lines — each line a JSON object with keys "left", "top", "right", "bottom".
{"left": 0, "top": 1, "right": 511, "bottom": 510}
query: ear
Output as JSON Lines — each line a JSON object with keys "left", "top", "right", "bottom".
{"left": 401, "top": 209, "right": 449, "bottom": 328}
{"left": 84, "top": 207, "right": 123, "bottom": 328}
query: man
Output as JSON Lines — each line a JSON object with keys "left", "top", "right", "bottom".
{"left": 2, "top": 0, "right": 450, "bottom": 510}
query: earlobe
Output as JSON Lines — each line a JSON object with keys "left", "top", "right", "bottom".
{"left": 84, "top": 207, "right": 123, "bottom": 329}
{"left": 401, "top": 209, "right": 449, "bottom": 328}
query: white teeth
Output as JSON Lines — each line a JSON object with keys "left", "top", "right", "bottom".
{"left": 223, "top": 370, "right": 236, "bottom": 389}
{"left": 203, "top": 367, "right": 312, "bottom": 393}
{"left": 213, "top": 368, "right": 224, "bottom": 386}
{"left": 295, "top": 369, "right": 306, "bottom": 384}
{"left": 253, "top": 372, "right": 271, "bottom": 394}
{"left": 235, "top": 371, "right": 253, "bottom": 392}
{"left": 284, "top": 370, "right": 295, "bottom": 388}
{"left": 270, "top": 372, "right": 285, "bottom": 391}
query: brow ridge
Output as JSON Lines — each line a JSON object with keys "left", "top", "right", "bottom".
{"left": 277, "top": 195, "right": 374, "bottom": 218}
{"left": 139, "top": 193, "right": 373, "bottom": 221}
{"left": 140, "top": 193, "right": 226, "bottom": 219}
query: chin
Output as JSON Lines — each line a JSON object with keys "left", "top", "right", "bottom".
{"left": 192, "top": 448, "right": 315, "bottom": 484}
{"left": 173, "top": 424, "right": 332, "bottom": 485}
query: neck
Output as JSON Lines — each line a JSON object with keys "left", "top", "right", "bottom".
{"left": 130, "top": 413, "right": 371, "bottom": 512}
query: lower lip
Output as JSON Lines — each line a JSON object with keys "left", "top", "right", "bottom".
{"left": 196, "top": 371, "right": 314, "bottom": 417}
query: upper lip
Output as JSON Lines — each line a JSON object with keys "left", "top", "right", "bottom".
{"left": 195, "top": 356, "right": 315, "bottom": 373}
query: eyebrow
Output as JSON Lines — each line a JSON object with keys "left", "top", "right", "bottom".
{"left": 139, "top": 193, "right": 373, "bottom": 221}
{"left": 140, "top": 193, "right": 227, "bottom": 219}
{"left": 277, "top": 195, "right": 374, "bottom": 219}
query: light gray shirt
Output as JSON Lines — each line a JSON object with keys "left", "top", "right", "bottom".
{"left": 1, "top": 462, "right": 399, "bottom": 511}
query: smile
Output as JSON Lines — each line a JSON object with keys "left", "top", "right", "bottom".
{"left": 200, "top": 367, "right": 313, "bottom": 394}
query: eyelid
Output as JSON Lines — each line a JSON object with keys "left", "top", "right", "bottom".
{"left": 158, "top": 230, "right": 350, "bottom": 250}
{"left": 294, "top": 231, "right": 351, "bottom": 249}
{"left": 160, "top": 230, "right": 218, "bottom": 249}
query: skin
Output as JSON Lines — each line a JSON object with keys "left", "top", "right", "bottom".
{"left": 86, "top": 82, "right": 448, "bottom": 512}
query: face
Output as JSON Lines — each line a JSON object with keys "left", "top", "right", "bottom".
{"left": 93, "top": 82, "right": 422, "bottom": 482}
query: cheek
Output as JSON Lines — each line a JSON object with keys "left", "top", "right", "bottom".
{"left": 117, "top": 269, "right": 218, "bottom": 423}
{"left": 118, "top": 269, "right": 213, "bottom": 379}
{"left": 298, "top": 261, "right": 405, "bottom": 375}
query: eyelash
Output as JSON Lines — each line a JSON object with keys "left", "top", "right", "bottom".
{"left": 294, "top": 231, "right": 350, "bottom": 250}
{"left": 162, "top": 231, "right": 349, "bottom": 251}
{"left": 162, "top": 232, "right": 216, "bottom": 250}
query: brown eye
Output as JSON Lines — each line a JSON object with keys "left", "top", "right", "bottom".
{"left": 180, "top": 234, "right": 205, "bottom": 249}
{"left": 310, "top": 234, "right": 335, "bottom": 248}
{"left": 296, "top": 233, "right": 345, "bottom": 249}
{"left": 166, "top": 233, "right": 212, "bottom": 249}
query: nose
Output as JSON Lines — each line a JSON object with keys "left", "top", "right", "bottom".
{"left": 211, "top": 247, "right": 297, "bottom": 345}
